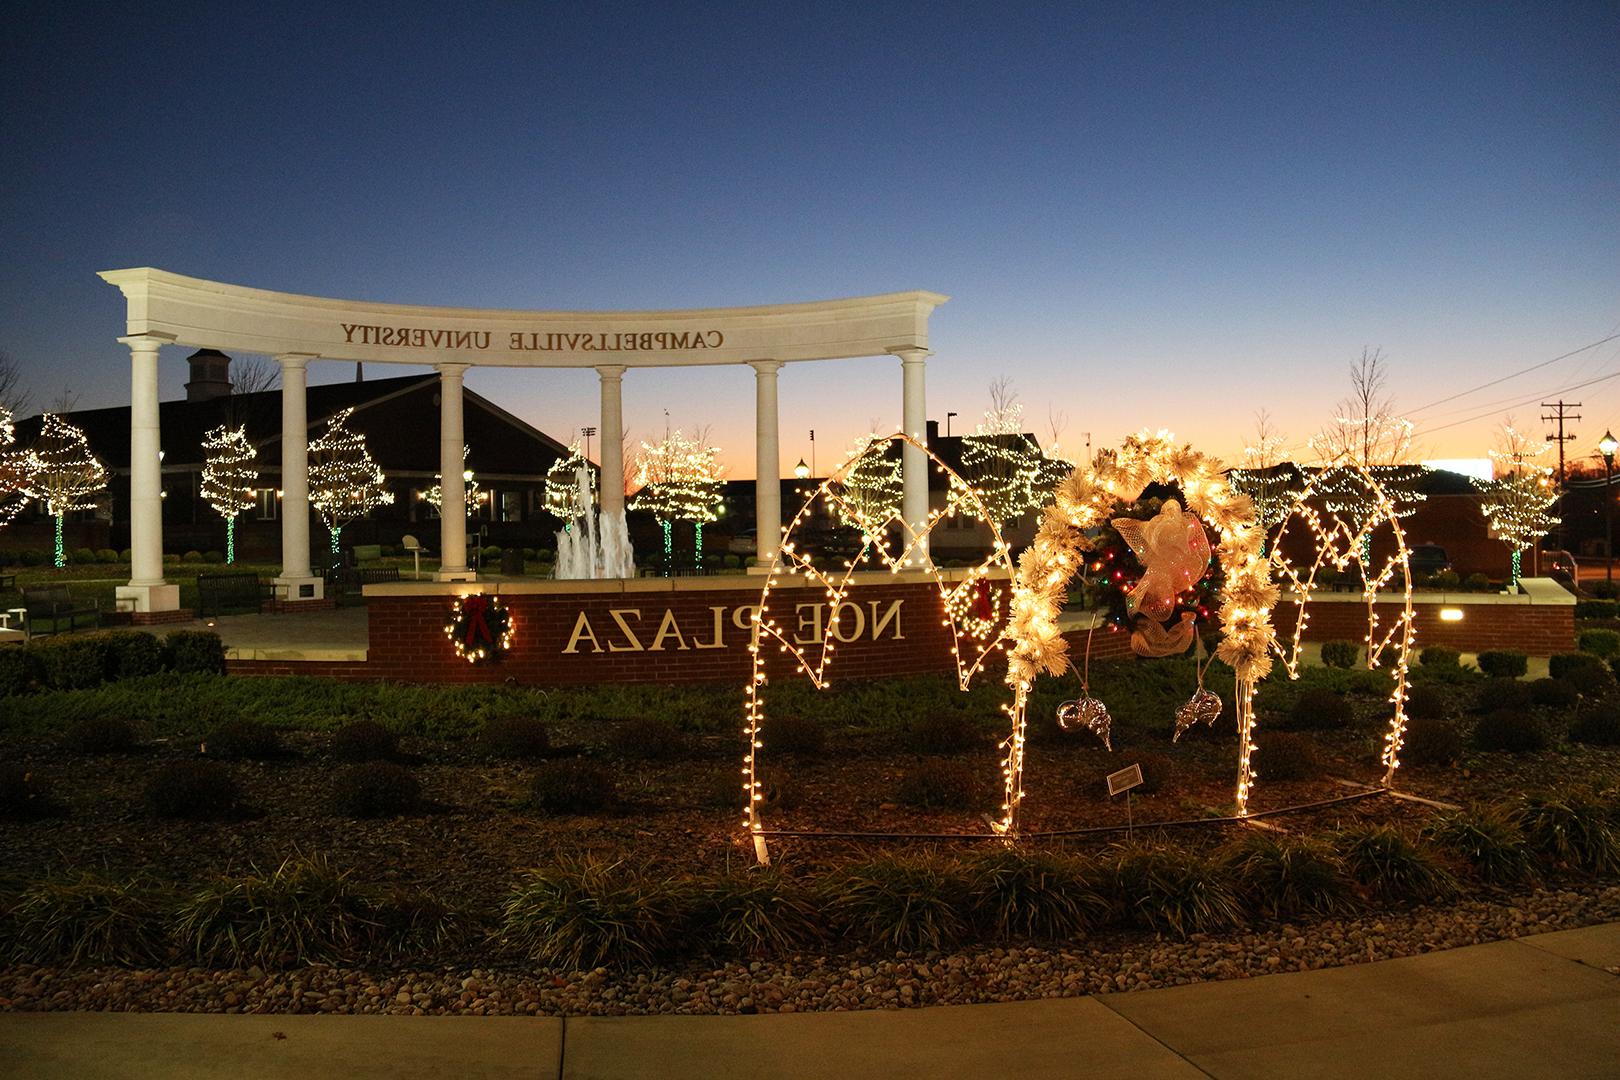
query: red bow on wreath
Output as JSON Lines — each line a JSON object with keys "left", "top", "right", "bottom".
{"left": 974, "top": 579, "right": 994, "bottom": 621}
{"left": 461, "top": 595, "right": 496, "bottom": 648}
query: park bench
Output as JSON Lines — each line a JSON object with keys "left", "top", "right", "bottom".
{"left": 21, "top": 585, "right": 100, "bottom": 636}
{"left": 324, "top": 565, "right": 401, "bottom": 598}
{"left": 197, "top": 572, "right": 272, "bottom": 617}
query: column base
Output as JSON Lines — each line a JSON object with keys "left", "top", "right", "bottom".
{"left": 117, "top": 583, "right": 180, "bottom": 614}
{"left": 435, "top": 568, "right": 478, "bottom": 583}
{"left": 273, "top": 575, "right": 326, "bottom": 602}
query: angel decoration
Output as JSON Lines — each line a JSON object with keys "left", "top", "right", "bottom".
{"left": 1112, "top": 499, "right": 1211, "bottom": 657}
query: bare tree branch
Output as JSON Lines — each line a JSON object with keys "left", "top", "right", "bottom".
{"left": 0, "top": 351, "right": 31, "bottom": 417}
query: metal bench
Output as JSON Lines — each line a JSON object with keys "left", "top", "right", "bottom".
{"left": 21, "top": 585, "right": 100, "bottom": 636}
{"left": 197, "top": 572, "right": 272, "bottom": 617}
{"left": 324, "top": 565, "right": 401, "bottom": 597}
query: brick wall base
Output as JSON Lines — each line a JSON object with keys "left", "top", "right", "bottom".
{"left": 1273, "top": 600, "right": 1574, "bottom": 656}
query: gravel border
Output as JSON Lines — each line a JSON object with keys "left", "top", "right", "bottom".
{"left": 3, "top": 882, "right": 1616, "bottom": 1016}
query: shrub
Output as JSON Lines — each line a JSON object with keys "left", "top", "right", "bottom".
{"left": 1419, "top": 645, "right": 1462, "bottom": 669}
{"left": 71, "top": 547, "right": 97, "bottom": 565}
{"left": 1473, "top": 710, "right": 1551, "bottom": 754}
{"left": 961, "top": 848, "right": 1110, "bottom": 941}
{"left": 1222, "top": 832, "right": 1356, "bottom": 918}
{"left": 897, "top": 760, "right": 982, "bottom": 809}
{"left": 528, "top": 760, "right": 616, "bottom": 814}
{"left": 201, "top": 719, "right": 281, "bottom": 759}
{"left": 1333, "top": 825, "right": 1456, "bottom": 902}
{"left": 1425, "top": 804, "right": 1536, "bottom": 884}
{"left": 1589, "top": 580, "right": 1620, "bottom": 599}
{"left": 0, "top": 763, "right": 60, "bottom": 820}
{"left": 18, "top": 548, "right": 44, "bottom": 566}
{"left": 605, "top": 716, "right": 687, "bottom": 760}
{"left": 164, "top": 630, "right": 226, "bottom": 674}
{"left": 1320, "top": 640, "right": 1359, "bottom": 669}
{"left": 1550, "top": 651, "right": 1609, "bottom": 681}
{"left": 763, "top": 713, "right": 825, "bottom": 756}
{"left": 144, "top": 760, "right": 240, "bottom": 820}
{"left": 476, "top": 715, "right": 551, "bottom": 759}
{"left": 1432, "top": 570, "right": 1461, "bottom": 590}
{"left": 330, "top": 719, "right": 398, "bottom": 761}
{"left": 33, "top": 637, "right": 111, "bottom": 690}
{"left": 1474, "top": 677, "right": 1533, "bottom": 714}
{"left": 333, "top": 762, "right": 421, "bottom": 818}
{"left": 693, "top": 869, "right": 823, "bottom": 957}
{"left": 906, "top": 712, "right": 986, "bottom": 754}
{"left": 182, "top": 550, "right": 203, "bottom": 562}
{"left": 1476, "top": 650, "right": 1528, "bottom": 678}
{"left": 1399, "top": 715, "right": 1464, "bottom": 767}
{"left": 500, "top": 859, "right": 691, "bottom": 968}
{"left": 1575, "top": 599, "right": 1618, "bottom": 619}
{"left": 1570, "top": 705, "right": 1620, "bottom": 746}
{"left": 826, "top": 853, "right": 970, "bottom": 951}
{"left": 1578, "top": 628, "right": 1620, "bottom": 658}
{"left": 6, "top": 873, "right": 169, "bottom": 965}
{"left": 1287, "top": 688, "right": 1353, "bottom": 731}
{"left": 60, "top": 715, "right": 137, "bottom": 755}
{"left": 723, "top": 554, "right": 741, "bottom": 569}
{"left": 0, "top": 648, "right": 41, "bottom": 695}
{"left": 1132, "top": 751, "right": 1176, "bottom": 795}
{"left": 1529, "top": 678, "right": 1579, "bottom": 709}
{"left": 1516, "top": 792, "right": 1619, "bottom": 874}
{"left": 1253, "top": 731, "right": 1322, "bottom": 780}
{"left": 1403, "top": 684, "right": 1448, "bottom": 720}
{"left": 1109, "top": 840, "right": 1243, "bottom": 937}
{"left": 1549, "top": 653, "right": 1616, "bottom": 699}
{"left": 96, "top": 548, "right": 119, "bottom": 564}
{"left": 103, "top": 631, "right": 165, "bottom": 680}
{"left": 1464, "top": 572, "right": 1491, "bottom": 591}
{"left": 174, "top": 854, "right": 391, "bottom": 967}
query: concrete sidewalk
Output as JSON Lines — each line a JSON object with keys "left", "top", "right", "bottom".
{"left": 3, "top": 924, "right": 1617, "bottom": 1079}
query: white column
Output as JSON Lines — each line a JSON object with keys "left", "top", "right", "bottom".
{"left": 116, "top": 334, "right": 179, "bottom": 613}
{"left": 597, "top": 365, "right": 626, "bottom": 518}
{"left": 752, "top": 361, "right": 783, "bottom": 563}
{"left": 895, "top": 347, "right": 931, "bottom": 564}
{"left": 436, "top": 363, "right": 473, "bottom": 580}
{"left": 274, "top": 354, "right": 323, "bottom": 601}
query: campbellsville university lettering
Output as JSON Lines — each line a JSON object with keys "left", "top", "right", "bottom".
{"left": 339, "top": 323, "right": 724, "bottom": 352}
{"left": 563, "top": 599, "right": 904, "bottom": 654}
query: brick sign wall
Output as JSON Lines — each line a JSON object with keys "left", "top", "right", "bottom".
{"left": 1272, "top": 597, "right": 1574, "bottom": 656}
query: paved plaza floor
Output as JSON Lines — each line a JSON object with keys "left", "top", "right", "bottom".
{"left": 3, "top": 923, "right": 1617, "bottom": 1079}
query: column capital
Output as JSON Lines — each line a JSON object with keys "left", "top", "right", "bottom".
{"left": 436, "top": 362, "right": 470, "bottom": 378}
{"left": 117, "top": 333, "right": 175, "bottom": 353}
{"left": 889, "top": 347, "right": 932, "bottom": 365}
{"left": 274, "top": 352, "right": 320, "bottom": 371}
{"left": 749, "top": 359, "right": 784, "bottom": 376}
{"left": 595, "top": 364, "right": 627, "bottom": 382}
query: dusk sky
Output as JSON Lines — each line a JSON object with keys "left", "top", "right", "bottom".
{"left": 2, "top": 3, "right": 1616, "bottom": 479}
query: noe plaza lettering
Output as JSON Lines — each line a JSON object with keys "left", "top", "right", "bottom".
{"left": 562, "top": 599, "right": 905, "bottom": 654}
{"left": 339, "top": 323, "right": 724, "bottom": 352}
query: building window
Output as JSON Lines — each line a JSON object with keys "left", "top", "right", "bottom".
{"left": 501, "top": 491, "right": 522, "bottom": 522}
{"left": 256, "top": 489, "right": 279, "bottom": 521}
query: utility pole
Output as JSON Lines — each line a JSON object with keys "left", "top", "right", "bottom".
{"left": 1542, "top": 400, "right": 1581, "bottom": 553}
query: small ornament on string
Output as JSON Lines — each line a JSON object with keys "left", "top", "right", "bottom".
{"left": 1173, "top": 632, "right": 1223, "bottom": 742}
{"left": 1057, "top": 627, "right": 1113, "bottom": 750}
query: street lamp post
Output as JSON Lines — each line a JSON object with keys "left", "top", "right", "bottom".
{"left": 1600, "top": 430, "right": 1618, "bottom": 585}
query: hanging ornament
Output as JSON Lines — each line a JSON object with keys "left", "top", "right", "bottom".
{"left": 445, "top": 593, "right": 515, "bottom": 664}
{"left": 1111, "top": 499, "right": 1211, "bottom": 621}
{"left": 1056, "top": 632, "right": 1113, "bottom": 750}
{"left": 1131, "top": 610, "right": 1197, "bottom": 658}
{"left": 1173, "top": 635, "right": 1224, "bottom": 742}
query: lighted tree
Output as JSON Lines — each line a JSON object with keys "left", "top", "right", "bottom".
{"left": 1228, "top": 409, "right": 1304, "bottom": 547}
{"left": 23, "top": 414, "right": 108, "bottom": 567}
{"left": 544, "top": 441, "right": 594, "bottom": 526}
{"left": 0, "top": 406, "right": 33, "bottom": 530}
{"left": 308, "top": 407, "right": 393, "bottom": 558}
{"left": 420, "top": 446, "right": 485, "bottom": 517}
{"left": 630, "top": 429, "right": 724, "bottom": 566}
{"left": 1310, "top": 348, "right": 1427, "bottom": 560}
{"left": 1474, "top": 422, "right": 1558, "bottom": 585}
{"left": 199, "top": 425, "right": 258, "bottom": 564}
{"left": 830, "top": 432, "right": 904, "bottom": 533}
{"left": 948, "top": 380, "right": 1053, "bottom": 526}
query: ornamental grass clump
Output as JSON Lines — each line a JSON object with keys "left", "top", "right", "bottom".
{"left": 1516, "top": 792, "right": 1620, "bottom": 875}
{"left": 1472, "top": 710, "right": 1552, "bottom": 754}
{"left": 528, "top": 760, "right": 616, "bottom": 814}
{"left": 1109, "top": 839, "right": 1243, "bottom": 938}
{"left": 144, "top": 760, "right": 241, "bottom": 820}
{"left": 332, "top": 762, "right": 421, "bottom": 818}
{"left": 826, "top": 853, "right": 971, "bottom": 952}
{"left": 173, "top": 854, "right": 390, "bottom": 968}
{"left": 1221, "top": 832, "right": 1357, "bottom": 919}
{"left": 896, "top": 760, "right": 983, "bottom": 810}
{"left": 960, "top": 848, "right": 1110, "bottom": 942}
{"left": 1333, "top": 825, "right": 1457, "bottom": 903}
{"left": 476, "top": 715, "right": 551, "bottom": 760}
{"left": 500, "top": 858, "right": 691, "bottom": 969}
{"left": 692, "top": 868, "right": 824, "bottom": 958}
{"left": 5, "top": 873, "right": 170, "bottom": 965}
{"left": 1425, "top": 804, "right": 1536, "bottom": 885}
{"left": 329, "top": 719, "right": 398, "bottom": 762}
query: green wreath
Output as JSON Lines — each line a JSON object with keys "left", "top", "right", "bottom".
{"left": 445, "top": 593, "right": 514, "bottom": 664}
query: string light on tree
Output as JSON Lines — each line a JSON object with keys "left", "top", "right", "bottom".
{"left": 308, "top": 407, "right": 393, "bottom": 558}
{"left": 629, "top": 429, "right": 724, "bottom": 568}
{"left": 544, "top": 441, "right": 594, "bottom": 526}
{"left": 1228, "top": 410, "right": 1303, "bottom": 549}
{"left": 22, "top": 414, "right": 108, "bottom": 567}
{"left": 0, "top": 405, "right": 34, "bottom": 530}
{"left": 950, "top": 396, "right": 1052, "bottom": 526}
{"left": 1474, "top": 423, "right": 1558, "bottom": 586}
{"left": 828, "top": 433, "right": 903, "bottom": 531}
{"left": 420, "top": 446, "right": 486, "bottom": 516}
{"left": 199, "top": 424, "right": 258, "bottom": 564}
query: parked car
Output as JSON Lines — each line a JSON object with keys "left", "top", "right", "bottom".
{"left": 1544, "top": 549, "right": 1577, "bottom": 579}
{"left": 727, "top": 529, "right": 757, "bottom": 556}
{"left": 1408, "top": 544, "right": 1451, "bottom": 576}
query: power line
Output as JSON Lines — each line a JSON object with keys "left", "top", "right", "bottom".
{"left": 1411, "top": 369, "right": 1620, "bottom": 438}
{"left": 1406, "top": 331, "right": 1620, "bottom": 415}
{"left": 1541, "top": 400, "right": 1582, "bottom": 487}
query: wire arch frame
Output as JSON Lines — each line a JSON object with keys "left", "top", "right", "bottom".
{"left": 742, "top": 433, "right": 1020, "bottom": 865}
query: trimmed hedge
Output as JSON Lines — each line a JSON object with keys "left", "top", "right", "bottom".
{"left": 1476, "top": 650, "right": 1528, "bottom": 679}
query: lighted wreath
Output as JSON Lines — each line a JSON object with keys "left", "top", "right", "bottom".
{"left": 1005, "top": 431, "right": 1277, "bottom": 820}
{"left": 445, "top": 593, "right": 515, "bottom": 664}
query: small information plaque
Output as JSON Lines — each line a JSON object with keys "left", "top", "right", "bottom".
{"left": 1106, "top": 763, "right": 1145, "bottom": 797}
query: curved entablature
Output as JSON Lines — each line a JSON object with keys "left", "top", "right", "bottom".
{"left": 98, "top": 267, "right": 948, "bottom": 368}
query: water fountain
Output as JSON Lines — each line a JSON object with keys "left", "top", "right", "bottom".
{"left": 555, "top": 468, "right": 634, "bottom": 579}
